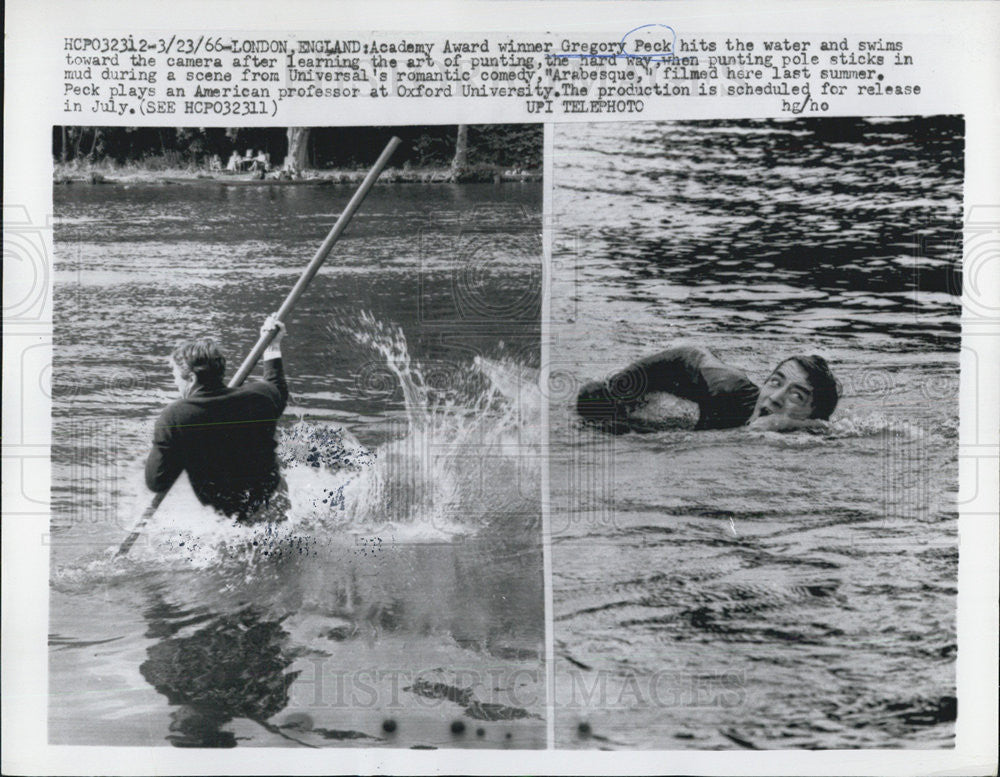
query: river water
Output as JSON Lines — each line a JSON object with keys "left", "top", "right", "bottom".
{"left": 549, "top": 117, "right": 962, "bottom": 749}
{"left": 50, "top": 181, "right": 545, "bottom": 748}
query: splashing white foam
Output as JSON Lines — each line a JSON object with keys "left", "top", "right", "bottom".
{"left": 328, "top": 313, "right": 540, "bottom": 538}
{"left": 107, "top": 313, "right": 540, "bottom": 569}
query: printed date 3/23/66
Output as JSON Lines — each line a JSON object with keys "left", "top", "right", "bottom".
{"left": 64, "top": 36, "right": 285, "bottom": 56}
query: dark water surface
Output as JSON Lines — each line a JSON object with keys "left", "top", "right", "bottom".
{"left": 550, "top": 117, "right": 961, "bottom": 749}
{"left": 50, "top": 181, "right": 545, "bottom": 748}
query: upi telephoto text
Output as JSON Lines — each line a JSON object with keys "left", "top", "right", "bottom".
{"left": 62, "top": 32, "right": 924, "bottom": 120}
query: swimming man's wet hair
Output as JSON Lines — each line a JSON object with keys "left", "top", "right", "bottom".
{"left": 777, "top": 355, "right": 839, "bottom": 420}
{"left": 171, "top": 339, "right": 226, "bottom": 386}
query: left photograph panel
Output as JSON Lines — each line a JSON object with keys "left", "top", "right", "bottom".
{"left": 48, "top": 124, "right": 545, "bottom": 749}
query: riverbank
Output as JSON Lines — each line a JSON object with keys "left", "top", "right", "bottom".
{"left": 53, "top": 162, "right": 541, "bottom": 186}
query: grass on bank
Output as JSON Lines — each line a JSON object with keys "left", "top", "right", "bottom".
{"left": 53, "top": 157, "right": 540, "bottom": 185}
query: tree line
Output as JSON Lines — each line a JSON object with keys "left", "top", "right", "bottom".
{"left": 52, "top": 125, "right": 541, "bottom": 171}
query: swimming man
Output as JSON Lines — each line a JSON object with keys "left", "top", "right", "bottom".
{"left": 145, "top": 315, "right": 290, "bottom": 523}
{"left": 576, "top": 346, "right": 839, "bottom": 434}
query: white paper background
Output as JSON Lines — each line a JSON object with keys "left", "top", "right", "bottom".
{"left": 3, "top": 1, "right": 998, "bottom": 774}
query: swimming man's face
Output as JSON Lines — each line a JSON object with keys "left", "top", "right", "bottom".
{"left": 750, "top": 359, "right": 816, "bottom": 425}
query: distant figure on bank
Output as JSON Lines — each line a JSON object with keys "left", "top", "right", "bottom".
{"left": 145, "top": 315, "right": 290, "bottom": 523}
{"left": 577, "top": 346, "right": 839, "bottom": 434}
{"left": 226, "top": 150, "right": 241, "bottom": 172}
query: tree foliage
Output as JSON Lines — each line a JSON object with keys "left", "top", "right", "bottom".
{"left": 52, "top": 125, "right": 542, "bottom": 170}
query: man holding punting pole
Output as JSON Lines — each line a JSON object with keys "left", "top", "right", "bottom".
{"left": 145, "top": 314, "right": 291, "bottom": 524}
{"left": 114, "top": 136, "right": 401, "bottom": 557}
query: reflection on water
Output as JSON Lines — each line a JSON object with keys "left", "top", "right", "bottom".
{"left": 555, "top": 116, "right": 961, "bottom": 351}
{"left": 116, "top": 532, "right": 544, "bottom": 748}
{"left": 49, "top": 181, "right": 544, "bottom": 748}
{"left": 141, "top": 604, "right": 298, "bottom": 749}
{"left": 551, "top": 117, "right": 961, "bottom": 749}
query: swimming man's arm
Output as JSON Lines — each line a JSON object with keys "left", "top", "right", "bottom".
{"left": 577, "top": 347, "right": 709, "bottom": 430}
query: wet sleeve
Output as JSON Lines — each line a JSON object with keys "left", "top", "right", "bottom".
{"left": 145, "top": 408, "right": 184, "bottom": 492}
{"left": 696, "top": 373, "right": 759, "bottom": 429}
{"left": 261, "top": 357, "right": 289, "bottom": 414}
{"left": 576, "top": 347, "right": 708, "bottom": 432}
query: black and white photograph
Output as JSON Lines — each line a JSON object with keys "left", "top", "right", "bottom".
{"left": 47, "top": 124, "right": 546, "bottom": 749}
{"left": 549, "top": 116, "right": 964, "bottom": 748}
{"left": 4, "top": 2, "right": 1000, "bottom": 773}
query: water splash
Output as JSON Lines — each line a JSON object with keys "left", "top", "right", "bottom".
{"left": 825, "top": 413, "right": 931, "bottom": 441}
{"left": 318, "top": 312, "right": 540, "bottom": 538}
{"left": 76, "top": 313, "right": 541, "bottom": 575}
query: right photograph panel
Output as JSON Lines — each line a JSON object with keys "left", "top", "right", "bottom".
{"left": 549, "top": 116, "right": 963, "bottom": 749}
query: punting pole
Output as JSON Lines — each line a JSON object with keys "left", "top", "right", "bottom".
{"left": 115, "top": 136, "right": 402, "bottom": 558}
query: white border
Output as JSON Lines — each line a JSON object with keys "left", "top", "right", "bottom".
{"left": 4, "top": 2, "right": 999, "bottom": 774}
{"left": 542, "top": 121, "right": 556, "bottom": 751}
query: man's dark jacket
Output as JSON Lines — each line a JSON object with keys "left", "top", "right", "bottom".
{"left": 577, "top": 346, "right": 759, "bottom": 433}
{"left": 145, "top": 358, "right": 288, "bottom": 519}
